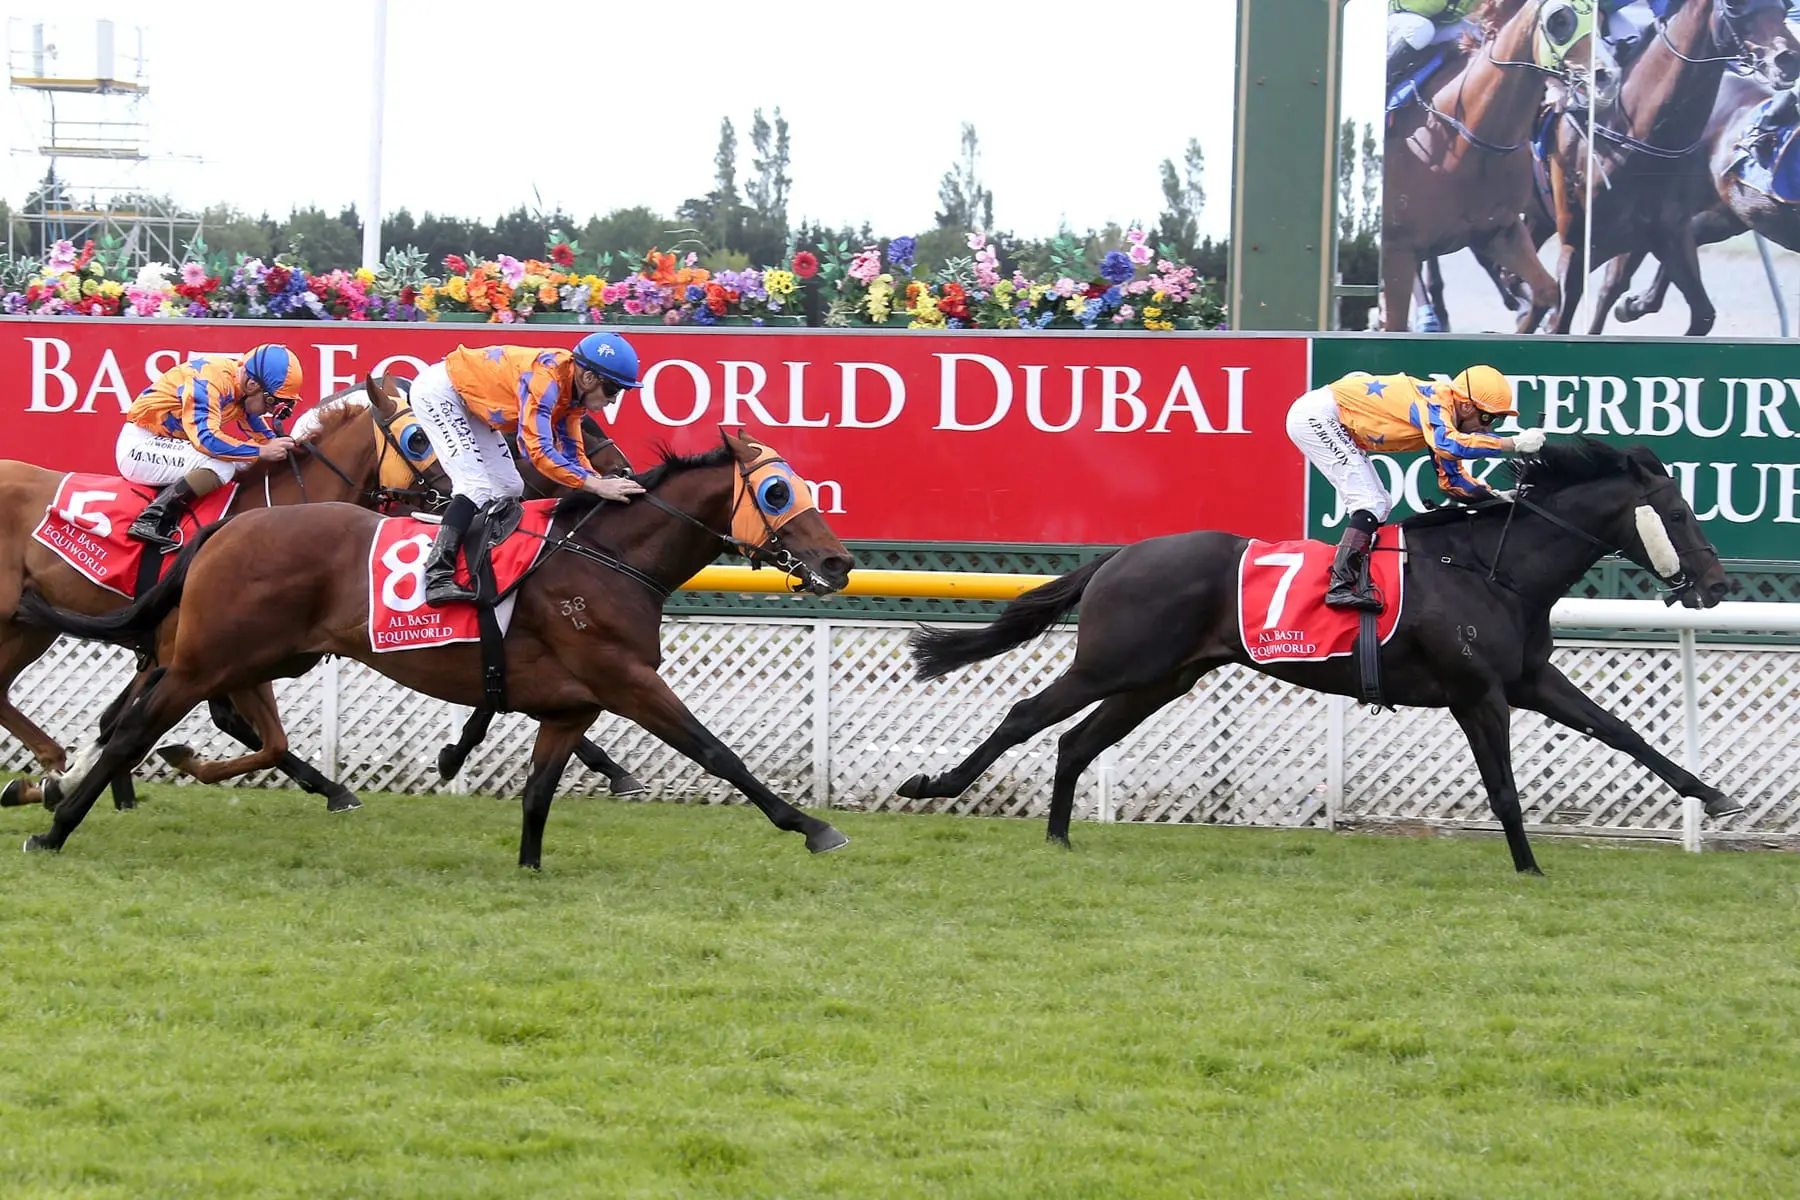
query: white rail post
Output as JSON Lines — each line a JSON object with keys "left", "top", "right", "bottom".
{"left": 812, "top": 620, "right": 832, "bottom": 809}
{"left": 1096, "top": 747, "right": 1117, "bottom": 823}
{"left": 361, "top": 0, "right": 389, "bottom": 271}
{"left": 1680, "top": 628, "right": 1702, "bottom": 853}
{"left": 1327, "top": 693, "right": 1347, "bottom": 830}
{"left": 320, "top": 655, "right": 340, "bottom": 783}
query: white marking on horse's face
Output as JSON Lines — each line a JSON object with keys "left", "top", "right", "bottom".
{"left": 1635, "top": 504, "right": 1682, "bottom": 578}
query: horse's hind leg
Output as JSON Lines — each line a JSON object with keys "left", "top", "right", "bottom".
{"left": 897, "top": 668, "right": 1118, "bottom": 803}
{"left": 1506, "top": 662, "right": 1738, "bottom": 819}
{"left": 153, "top": 684, "right": 291, "bottom": 786}
{"left": 26, "top": 667, "right": 201, "bottom": 854}
{"left": 517, "top": 717, "right": 587, "bottom": 871}
{"left": 574, "top": 738, "right": 646, "bottom": 797}
{"left": 1449, "top": 690, "right": 1540, "bottom": 875}
{"left": 0, "top": 625, "right": 69, "bottom": 778}
{"left": 1587, "top": 252, "right": 1644, "bottom": 335}
{"left": 205, "top": 689, "right": 361, "bottom": 812}
{"left": 1044, "top": 666, "right": 1209, "bottom": 847}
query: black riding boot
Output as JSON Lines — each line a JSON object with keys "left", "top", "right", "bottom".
{"left": 126, "top": 480, "right": 197, "bottom": 550}
{"left": 424, "top": 496, "right": 478, "bottom": 606}
{"left": 1752, "top": 88, "right": 1800, "bottom": 152}
{"left": 1324, "top": 525, "right": 1382, "bottom": 613}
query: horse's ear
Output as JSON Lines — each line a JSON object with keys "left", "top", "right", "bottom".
{"left": 366, "top": 375, "right": 398, "bottom": 416}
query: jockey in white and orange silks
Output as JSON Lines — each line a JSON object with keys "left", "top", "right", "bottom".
{"left": 1286, "top": 365, "right": 1548, "bottom": 611}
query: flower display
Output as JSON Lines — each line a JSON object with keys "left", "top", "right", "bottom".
{"left": 1, "top": 228, "right": 1225, "bottom": 331}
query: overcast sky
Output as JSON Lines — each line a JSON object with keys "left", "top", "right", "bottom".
{"left": 3, "top": 0, "right": 1387, "bottom": 247}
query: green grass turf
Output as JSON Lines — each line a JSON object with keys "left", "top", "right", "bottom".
{"left": 1, "top": 787, "right": 1797, "bottom": 1198}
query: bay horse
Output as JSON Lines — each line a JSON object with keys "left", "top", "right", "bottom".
{"left": 1524, "top": 0, "right": 1799, "bottom": 334}
{"left": 16, "top": 431, "right": 856, "bottom": 870}
{"left": 0, "top": 378, "right": 448, "bottom": 814}
{"left": 1611, "top": 70, "right": 1800, "bottom": 324}
{"left": 1383, "top": 0, "right": 1611, "bottom": 331}
{"left": 898, "top": 439, "right": 1736, "bottom": 876}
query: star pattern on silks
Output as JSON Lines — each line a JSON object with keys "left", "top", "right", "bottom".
{"left": 1418, "top": 383, "right": 1435, "bottom": 397}
{"left": 485, "top": 346, "right": 506, "bottom": 361}
{"left": 1367, "top": 433, "right": 1386, "bottom": 445}
{"left": 536, "top": 352, "right": 557, "bottom": 367}
{"left": 486, "top": 408, "right": 508, "bottom": 426}
{"left": 1364, "top": 379, "right": 1387, "bottom": 396}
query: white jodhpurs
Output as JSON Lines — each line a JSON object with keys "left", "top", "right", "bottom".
{"left": 408, "top": 362, "right": 523, "bottom": 507}
{"left": 1286, "top": 386, "right": 1394, "bottom": 522}
{"left": 115, "top": 423, "right": 243, "bottom": 487}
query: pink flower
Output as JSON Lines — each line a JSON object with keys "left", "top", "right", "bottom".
{"left": 181, "top": 262, "right": 207, "bottom": 287}
{"left": 623, "top": 298, "right": 644, "bottom": 315}
{"left": 48, "top": 239, "right": 77, "bottom": 272}
{"left": 497, "top": 255, "right": 525, "bottom": 286}
{"left": 1128, "top": 243, "right": 1153, "bottom": 266}
{"left": 1125, "top": 227, "right": 1147, "bottom": 245}
{"left": 663, "top": 308, "right": 683, "bottom": 324}
{"left": 1054, "top": 276, "right": 1076, "bottom": 298}
{"left": 496, "top": 309, "right": 518, "bottom": 323}
{"left": 684, "top": 252, "right": 698, "bottom": 268}
{"left": 966, "top": 231, "right": 986, "bottom": 251}
{"left": 1013, "top": 270, "right": 1031, "bottom": 289}
{"left": 848, "top": 248, "right": 882, "bottom": 284}
{"left": 1120, "top": 305, "right": 1135, "bottom": 319}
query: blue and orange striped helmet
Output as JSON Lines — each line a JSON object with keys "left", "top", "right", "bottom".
{"left": 241, "top": 344, "right": 305, "bottom": 411}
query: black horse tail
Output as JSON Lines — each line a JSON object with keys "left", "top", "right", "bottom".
{"left": 909, "top": 550, "right": 1120, "bottom": 680}
{"left": 15, "top": 518, "right": 231, "bottom": 645}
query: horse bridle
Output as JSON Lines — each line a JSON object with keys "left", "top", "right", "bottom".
{"left": 500, "top": 444, "right": 830, "bottom": 602}
{"left": 1483, "top": 468, "right": 1701, "bottom": 601}
{"left": 1415, "top": 0, "right": 1601, "bottom": 154}
{"left": 273, "top": 402, "right": 448, "bottom": 513}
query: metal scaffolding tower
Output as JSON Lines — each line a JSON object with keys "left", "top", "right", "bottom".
{"left": 6, "top": 17, "right": 199, "bottom": 266}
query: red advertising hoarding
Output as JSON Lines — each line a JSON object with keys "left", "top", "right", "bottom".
{"left": 1, "top": 319, "right": 1310, "bottom": 544}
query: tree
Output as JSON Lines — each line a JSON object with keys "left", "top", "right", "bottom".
{"left": 580, "top": 205, "right": 670, "bottom": 266}
{"left": 1156, "top": 137, "right": 1206, "bottom": 262}
{"left": 935, "top": 123, "right": 993, "bottom": 231}
{"left": 1334, "top": 120, "right": 1381, "bottom": 329}
{"left": 741, "top": 107, "right": 792, "bottom": 267}
{"left": 277, "top": 206, "right": 362, "bottom": 271}
{"left": 200, "top": 204, "right": 276, "bottom": 264}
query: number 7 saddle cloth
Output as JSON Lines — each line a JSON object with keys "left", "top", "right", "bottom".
{"left": 1237, "top": 527, "right": 1405, "bottom": 665}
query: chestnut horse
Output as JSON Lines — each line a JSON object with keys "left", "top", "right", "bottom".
{"left": 18, "top": 431, "right": 856, "bottom": 869}
{"left": 0, "top": 378, "right": 448, "bottom": 814}
{"left": 1383, "top": 0, "right": 1611, "bottom": 331}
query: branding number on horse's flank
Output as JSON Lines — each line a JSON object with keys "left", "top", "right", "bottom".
{"left": 560, "top": 596, "right": 589, "bottom": 630}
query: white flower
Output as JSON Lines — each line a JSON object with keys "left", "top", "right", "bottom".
{"left": 135, "top": 262, "right": 174, "bottom": 290}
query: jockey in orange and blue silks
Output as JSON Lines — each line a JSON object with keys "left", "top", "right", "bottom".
{"left": 1286, "top": 365, "right": 1548, "bottom": 612}
{"left": 118, "top": 345, "right": 305, "bottom": 549}
{"left": 406, "top": 332, "right": 649, "bottom": 607}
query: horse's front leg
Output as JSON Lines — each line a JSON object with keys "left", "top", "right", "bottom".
{"left": 154, "top": 684, "right": 292, "bottom": 785}
{"left": 1506, "top": 663, "right": 1740, "bottom": 818}
{"left": 1449, "top": 689, "right": 1541, "bottom": 875}
{"left": 606, "top": 665, "right": 847, "bottom": 855}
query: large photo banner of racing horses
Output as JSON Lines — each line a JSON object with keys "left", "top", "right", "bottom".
{"left": 1380, "top": 0, "right": 1800, "bottom": 335}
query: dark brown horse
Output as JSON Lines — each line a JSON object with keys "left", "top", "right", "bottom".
{"left": 1525, "top": 0, "right": 1800, "bottom": 334}
{"left": 0, "top": 378, "right": 448, "bottom": 814}
{"left": 1611, "top": 70, "right": 1800, "bottom": 324}
{"left": 899, "top": 439, "right": 1735, "bottom": 875}
{"left": 1383, "top": 0, "right": 1609, "bottom": 331}
{"left": 17, "top": 431, "right": 856, "bottom": 869}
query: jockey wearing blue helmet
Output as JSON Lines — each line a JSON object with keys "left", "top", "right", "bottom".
{"left": 571, "top": 331, "right": 643, "bottom": 391}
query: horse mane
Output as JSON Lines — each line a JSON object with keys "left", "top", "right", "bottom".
{"left": 1517, "top": 435, "right": 1666, "bottom": 492}
{"left": 552, "top": 441, "right": 735, "bottom": 520}
{"left": 290, "top": 385, "right": 373, "bottom": 444}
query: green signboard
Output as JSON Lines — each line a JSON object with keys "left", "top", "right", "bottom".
{"left": 1307, "top": 336, "right": 1800, "bottom": 562}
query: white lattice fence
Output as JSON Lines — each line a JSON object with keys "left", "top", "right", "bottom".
{"left": 4, "top": 619, "right": 1799, "bottom": 838}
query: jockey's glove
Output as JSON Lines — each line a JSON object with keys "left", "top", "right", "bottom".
{"left": 1513, "top": 428, "right": 1547, "bottom": 454}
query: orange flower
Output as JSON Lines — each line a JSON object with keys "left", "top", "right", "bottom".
{"left": 538, "top": 284, "right": 558, "bottom": 305}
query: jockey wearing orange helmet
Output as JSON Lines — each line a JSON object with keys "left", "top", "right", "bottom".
{"left": 118, "top": 345, "right": 306, "bottom": 549}
{"left": 1286, "top": 364, "right": 1548, "bottom": 611}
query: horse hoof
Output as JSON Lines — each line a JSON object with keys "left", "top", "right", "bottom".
{"left": 435, "top": 745, "right": 461, "bottom": 780}
{"left": 896, "top": 773, "right": 932, "bottom": 799}
{"left": 23, "top": 833, "right": 57, "bottom": 854}
{"left": 806, "top": 826, "right": 850, "bottom": 854}
{"left": 1702, "top": 794, "right": 1745, "bottom": 819}
{"left": 1046, "top": 833, "right": 1074, "bottom": 851}
{"left": 154, "top": 744, "right": 193, "bottom": 768}
{"left": 0, "top": 780, "right": 23, "bottom": 808}
{"left": 608, "top": 773, "right": 647, "bottom": 798}
{"left": 326, "top": 789, "right": 363, "bottom": 814}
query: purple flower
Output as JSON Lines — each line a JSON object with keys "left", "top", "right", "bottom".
{"left": 887, "top": 236, "right": 917, "bottom": 273}
{"left": 1100, "top": 251, "right": 1134, "bottom": 285}
{"left": 1102, "top": 285, "right": 1123, "bottom": 308}
{"left": 1, "top": 292, "right": 25, "bottom": 314}
{"left": 685, "top": 283, "right": 706, "bottom": 302}
{"left": 693, "top": 307, "right": 717, "bottom": 325}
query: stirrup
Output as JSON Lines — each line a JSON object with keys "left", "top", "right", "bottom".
{"left": 424, "top": 573, "right": 478, "bottom": 606}
{"left": 126, "top": 515, "right": 178, "bottom": 550}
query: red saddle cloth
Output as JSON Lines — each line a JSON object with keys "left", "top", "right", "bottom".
{"left": 366, "top": 500, "right": 556, "bottom": 653}
{"left": 31, "top": 472, "right": 238, "bottom": 598}
{"left": 1237, "top": 526, "right": 1405, "bottom": 665}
